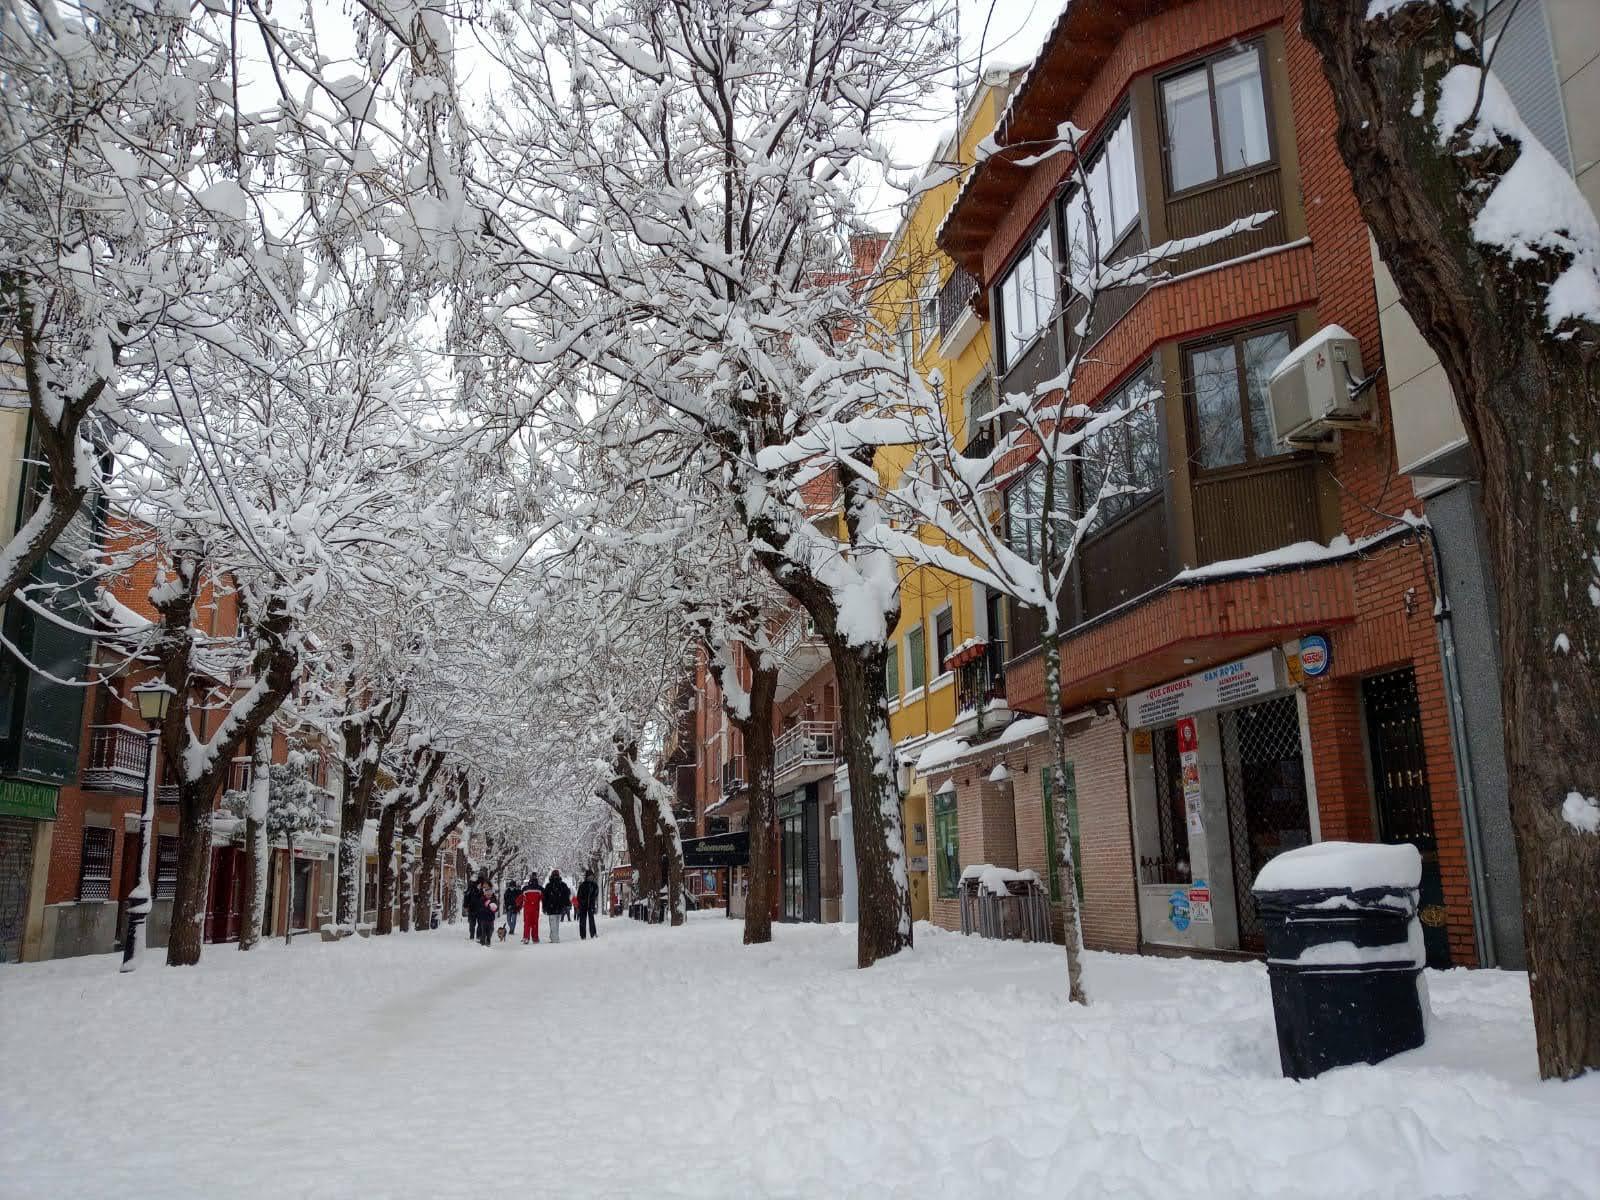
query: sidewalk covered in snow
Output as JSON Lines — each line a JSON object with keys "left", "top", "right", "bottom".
{"left": 3, "top": 915, "right": 1596, "bottom": 1198}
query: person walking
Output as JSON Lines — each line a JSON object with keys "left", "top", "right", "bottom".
{"left": 520, "top": 872, "right": 544, "bottom": 944}
{"left": 503, "top": 878, "right": 522, "bottom": 938}
{"left": 543, "top": 869, "right": 571, "bottom": 943}
{"left": 576, "top": 870, "right": 599, "bottom": 940}
{"left": 464, "top": 877, "right": 483, "bottom": 942}
{"left": 477, "top": 880, "right": 497, "bottom": 947}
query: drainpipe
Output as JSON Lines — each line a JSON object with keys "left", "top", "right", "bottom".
{"left": 1425, "top": 528, "right": 1496, "bottom": 968}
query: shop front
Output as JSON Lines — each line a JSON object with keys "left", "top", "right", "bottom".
{"left": 1126, "top": 649, "right": 1315, "bottom": 954}
{"left": 779, "top": 784, "right": 821, "bottom": 923}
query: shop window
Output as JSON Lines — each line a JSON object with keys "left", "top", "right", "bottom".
{"left": 997, "top": 222, "right": 1056, "bottom": 370}
{"left": 1079, "top": 361, "right": 1164, "bottom": 531}
{"left": 155, "top": 835, "right": 178, "bottom": 900}
{"left": 1060, "top": 110, "right": 1141, "bottom": 291}
{"left": 1042, "top": 764, "right": 1082, "bottom": 904}
{"left": 933, "top": 788, "right": 960, "bottom": 899}
{"left": 934, "top": 609, "right": 954, "bottom": 677}
{"left": 78, "top": 826, "right": 114, "bottom": 901}
{"left": 1160, "top": 43, "right": 1272, "bottom": 194}
{"left": 885, "top": 641, "right": 900, "bottom": 700}
{"left": 1184, "top": 323, "right": 1296, "bottom": 471}
{"left": 906, "top": 625, "right": 926, "bottom": 692}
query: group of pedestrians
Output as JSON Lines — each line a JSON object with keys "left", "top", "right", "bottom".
{"left": 461, "top": 867, "right": 600, "bottom": 947}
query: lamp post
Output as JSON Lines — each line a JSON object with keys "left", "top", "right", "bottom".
{"left": 121, "top": 680, "right": 174, "bottom": 973}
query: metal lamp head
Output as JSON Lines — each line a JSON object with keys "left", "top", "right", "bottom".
{"left": 132, "top": 680, "right": 175, "bottom": 725}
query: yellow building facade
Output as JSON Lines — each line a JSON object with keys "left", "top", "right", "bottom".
{"left": 871, "top": 70, "right": 1019, "bottom": 925}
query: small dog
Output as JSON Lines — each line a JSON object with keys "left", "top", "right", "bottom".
{"left": 496, "top": 925, "right": 506, "bottom": 942}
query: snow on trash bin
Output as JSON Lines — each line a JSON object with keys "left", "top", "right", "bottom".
{"left": 1252, "top": 841, "right": 1430, "bottom": 1080}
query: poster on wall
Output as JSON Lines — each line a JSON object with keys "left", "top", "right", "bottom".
{"left": 1178, "top": 717, "right": 1203, "bottom": 839}
{"left": 1187, "top": 879, "right": 1213, "bottom": 924}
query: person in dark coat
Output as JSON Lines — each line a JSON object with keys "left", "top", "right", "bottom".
{"left": 576, "top": 870, "right": 600, "bottom": 940}
{"left": 542, "top": 869, "right": 572, "bottom": 943}
{"left": 476, "top": 879, "right": 498, "bottom": 947}
{"left": 464, "top": 878, "right": 482, "bottom": 941}
{"left": 503, "top": 879, "right": 522, "bottom": 938}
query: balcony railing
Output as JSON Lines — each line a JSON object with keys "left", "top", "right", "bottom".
{"left": 774, "top": 610, "right": 822, "bottom": 660}
{"left": 956, "top": 655, "right": 1007, "bottom": 736}
{"left": 937, "top": 264, "right": 978, "bottom": 338}
{"left": 83, "top": 724, "right": 149, "bottom": 794}
{"left": 773, "top": 720, "right": 838, "bottom": 780}
{"left": 721, "top": 755, "right": 746, "bottom": 796}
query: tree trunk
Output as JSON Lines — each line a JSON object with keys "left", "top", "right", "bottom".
{"left": 399, "top": 824, "right": 417, "bottom": 933}
{"left": 661, "top": 802, "right": 686, "bottom": 927}
{"left": 741, "top": 661, "right": 779, "bottom": 945}
{"left": 375, "top": 804, "right": 398, "bottom": 936}
{"left": 337, "top": 786, "right": 363, "bottom": 929}
{"left": 165, "top": 789, "right": 214, "bottom": 967}
{"left": 415, "top": 815, "right": 439, "bottom": 932}
{"left": 1302, "top": 0, "right": 1600, "bottom": 1082}
{"left": 283, "top": 833, "right": 295, "bottom": 945}
{"left": 240, "top": 732, "right": 271, "bottom": 951}
{"left": 829, "top": 636, "right": 913, "bottom": 968}
{"left": 1042, "top": 633, "right": 1088, "bottom": 1005}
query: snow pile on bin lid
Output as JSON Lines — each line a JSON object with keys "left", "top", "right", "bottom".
{"left": 1254, "top": 841, "right": 1421, "bottom": 892}
{"left": 960, "top": 864, "right": 1040, "bottom": 896}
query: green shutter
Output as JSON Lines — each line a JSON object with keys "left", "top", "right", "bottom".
{"left": 1042, "top": 764, "right": 1081, "bottom": 903}
{"left": 933, "top": 788, "right": 959, "bottom": 899}
{"left": 886, "top": 643, "right": 900, "bottom": 699}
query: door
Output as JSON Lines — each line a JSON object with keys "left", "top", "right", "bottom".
{"left": 780, "top": 804, "right": 804, "bottom": 921}
{"left": 1363, "top": 667, "right": 1453, "bottom": 968}
{"left": 205, "top": 847, "right": 246, "bottom": 943}
{"left": 1221, "top": 694, "right": 1311, "bottom": 952}
{"left": 0, "top": 817, "right": 36, "bottom": 963}
{"left": 292, "top": 860, "right": 313, "bottom": 930}
{"left": 905, "top": 795, "right": 930, "bottom": 923}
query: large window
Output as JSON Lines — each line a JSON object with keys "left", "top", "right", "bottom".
{"left": 885, "top": 640, "right": 900, "bottom": 700}
{"left": 1061, "top": 111, "right": 1141, "bottom": 290}
{"left": 1161, "top": 43, "right": 1272, "bottom": 194}
{"left": 78, "top": 826, "right": 114, "bottom": 901}
{"left": 906, "top": 624, "right": 927, "bottom": 692}
{"left": 1042, "top": 764, "right": 1082, "bottom": 904}
{"left": 934, "top": 787, "right": 960, "bottom": 899}
{"left": 1079, "top": 362, "right": 1164, "bottom": 531}
{"left": 1185, "top": 324, "right": 1295, "bottom": 470}
{"left": 1004, "top": 460, "right": 1073, "bottom": 563}
{"left": 997, "top": 223, "right": 1056, "bottom": 369}
{"left": 934, "top": 609, "right": 954, "bottom": 677}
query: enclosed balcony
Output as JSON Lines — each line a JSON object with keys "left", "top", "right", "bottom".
{"left": 773, "top": 720, "right": 837, "bottom": 787}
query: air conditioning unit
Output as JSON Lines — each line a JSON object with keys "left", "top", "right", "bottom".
{"left": 1267, "top": 325, "right": 1372, "bottom": 448}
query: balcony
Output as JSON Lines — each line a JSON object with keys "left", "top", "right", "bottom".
{"left": 954, "top": 654, "right": 1008, "bottom": 738}
{"left": 937, "top": 265, "right": 981, "bottom": 359}
{"left": 774, "top": 610, "right": 829, "bottom": 704}
{"left": 1192, "top": 458, "right": 1323, "bottom": 566}
{"left": 721, "top": 754, "right": 746, "bottom": 796}
{"left": 773, "top": 720, "right": 838, "bottom": 786}
{"left": 83, "top": 724, "right": 150, "bottom": 794}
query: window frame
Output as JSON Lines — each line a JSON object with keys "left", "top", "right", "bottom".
{"left": 1181, "top": 320, "right": 1299, "bottom": 475}
{"left": 1157, "top": 40, "right": 1277, "bottom": 201}
{"left": 995, "top": 220, "right": 1058, "bottom": 373}
{"left": 933, "top": 607, "right": 954, "bottom": 678}
{"left": 885, "top": 639, "right": 901, "bottom": 701}
{"left": 1058, "top": 105, "right": 1143, "bottom": 291}
{"left": 78, "top": 825, "right": 114, "bottom": 901}
{"left": 1078, "top": 359, "right": 1166, "bottom": 536}
{"left": 905, "top": 623, "right": 927, "bottom": 692}
{"left": 918, "top": 268, "right": 941, "bottom": 355}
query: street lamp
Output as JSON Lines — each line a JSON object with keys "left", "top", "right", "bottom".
{"left": 121, "top": 680, "right": 174, "bottom": 973}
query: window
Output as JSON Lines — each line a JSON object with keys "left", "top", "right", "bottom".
{"left": 934, "top": 786, "right": 960, "bottom": 899}
{"left": 963, "top": 376, "right": 995, "bottom": 458}
{"left": 1061, "top": 111, "right": 1141, "bottom": 291}
{"left": 885, "top": 641, "right": 900, "bottom": 700}
{"left": 897, "top": 320, "right": 914, "bottom": 373}
{"left": 1003, "top": 460, "right": 1070, "bottom": 563}
{"left": 934, "top": 609, "right": 954, "bottom": 677}
{"left": 1042, "top": 764, "right": 1082, "bottom": 904}
{"left": 78, "top": 826, "right": 114, "bottom": 901}
{"left": 155, "top": 835, "right": 178, "bottom": 900}
{"left": 997, "top": 223, "right": 1056, "bottom": 370}
{"left": 1161, "top": 44, "right": 1271, "bottom": 194}
{"left": 919, "top": 269, "right": 940, "bottom": 353}
{"left": 1079, "top": 362, "right": 1164, "bottom": 531}
{"left": 1185, "top": 324, "right": 1296, "bottom": 470}
{"left": 906, "top": 625, "right": 927, "bottom": 692}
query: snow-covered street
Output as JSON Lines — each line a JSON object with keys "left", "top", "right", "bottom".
{"left": 4, "top": 914, "right": 1597, "bottom": 1199}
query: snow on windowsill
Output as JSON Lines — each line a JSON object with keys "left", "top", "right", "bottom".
{"left": 928, "top": 671, "right": 954, "bottom": 694}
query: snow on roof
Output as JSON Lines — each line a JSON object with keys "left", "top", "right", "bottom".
{"left": 1254, "top": 841, "right": 1422, "bottom": 893}
{"left": 997, "top": 715, "right": 1049, "bottom": 746}
{"left": 1173, "top": 515, "right": 1427, "bottom": 584}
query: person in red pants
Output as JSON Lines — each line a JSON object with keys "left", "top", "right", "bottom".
{"left": 520, "top": 872, "right": 544, "bottom": 944}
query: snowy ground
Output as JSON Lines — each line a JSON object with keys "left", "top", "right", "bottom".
{"left": 4, "top": 914, "right": 1597, "bottom": 1199}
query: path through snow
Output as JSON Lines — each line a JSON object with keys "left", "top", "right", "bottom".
{"left": 3, "top": 913, "right": 1597, "bottom": 1198}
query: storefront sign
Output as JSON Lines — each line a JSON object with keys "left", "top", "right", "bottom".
{"left": 1187, "top": 879, "right": 1213, "bottom": 925}
{"left": 1178, "top": 718, "right": 1203, "bottom": 839}
{"left": 1298, "top": 634, "right": 1331, "bottom": 678}
{"left": 1126, "top": 650, "right": 1281, "bottom": 728}
{"left": 0, "top": 777, "right": 58, "bottom": 820}
{"left": 681, "top": 831, "right": 749, "bottom": 868}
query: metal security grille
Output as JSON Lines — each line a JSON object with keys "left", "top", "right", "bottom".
{"left": 1146, "top": 727, "right": 1190, "bottom": 884}
{"left": 1, "top": 817, "right": 37, "bottom": 962}
{"left": 156, "top": 835, "right": 178, "bottom": 900}
{"left": 78, "top": 826, "right": 114, "bottom": 901}
{"left": 1221, "top": 694, "right": 1309, "bottom": 948}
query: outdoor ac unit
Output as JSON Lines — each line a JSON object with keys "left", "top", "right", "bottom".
{"left": 1267, "top": 325, "right": 1371, "bottom": 448}
{"left": 829, "top": 813, "right": 841, "bottom": 841}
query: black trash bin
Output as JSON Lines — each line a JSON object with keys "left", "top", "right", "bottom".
{"left": 1253, "top": 842, "right": 1428, "bottom": 1080}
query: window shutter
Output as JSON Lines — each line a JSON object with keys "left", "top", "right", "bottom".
{"left": 1487, "top": 0, "right": 1572, "bottom": 174}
